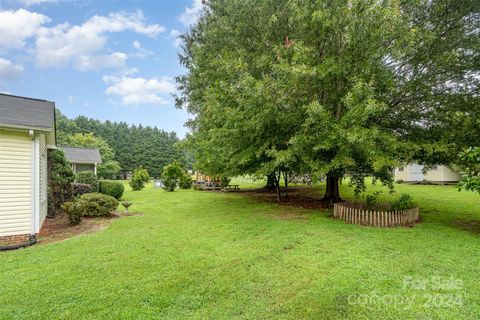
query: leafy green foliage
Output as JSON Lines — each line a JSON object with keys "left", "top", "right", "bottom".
{"left": 177, "top": 0, "right": 479, "bottom": 201}
{"left": 179, "top": 173, "right": 193, "bottom": 190}
{"left": 72, "top": 183, "right": 92, "bottom": 197}
{"left": 77, "top": 193, "right": 119, "bottom": 217}
{"left": 129, "top": 168, "right": 150, "bottom": 191}
{"left": 56, "top": 110, "right": 191, "bottom": 177}
{"left": 99, "top": 181, "right": 125, "bottom": 200}
{"left": 75, "top": 171, "right": 99, "bottom": 192}
{"left": 365, "top": 191, "right": 383, "bottom": 210}
{"left": 162, "top": 161, "right": 186, "bottom": 192}
{"left": 47, "top": 149, "right": 74, "bottom": 216}
{"left": 392, "top": 193, "right": 417, "bottom": 211}
{"left": 61, "top": 201, "right": 82, "bottom": 225}
{"left": 458, "top": 147, "right": 480, "bottom": 194}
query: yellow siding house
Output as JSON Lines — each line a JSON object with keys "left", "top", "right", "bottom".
{"left": 0, "top": 93, "right": 55, "bottom": 247}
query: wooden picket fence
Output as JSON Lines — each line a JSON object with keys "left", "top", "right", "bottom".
{"left": 333, "top": 202, "right": 419, "bottom": 227}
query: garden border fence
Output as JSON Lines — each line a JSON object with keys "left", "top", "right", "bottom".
{"left": 333, "top": 202, "right": 419, "bottom": 227}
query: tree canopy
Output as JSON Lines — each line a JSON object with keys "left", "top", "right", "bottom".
{"left": 177, "top": 0, "right": 480, "bottom": 201}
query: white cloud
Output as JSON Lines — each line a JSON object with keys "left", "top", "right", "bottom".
{"left": 179, "top": 0, "right": 203, "bottom": 27}
{"left": 35, "top": 10, "right": 164, "bottom": 70}
{"left": 68, "top": 95, "right": 76, "bottom": 103}
{"left": 0, "top": 58, "right": 24, "bottom": 81}
{"left": 74, "top": 52, "right": 127, "bottom": 71}
{"left": 102, "top": 75, "right": 176, "bottom": 106}
{"left": 132, "top": 40, "right": 153, "bottom": 58}
{"left": 17, "top": 0, "right": 57, "bottom": 6}
{"left": 0, "top": 9, "right": 50, "bottom": 50}
{"left": 168, "top": 29, "right": 182, "bottom": 48}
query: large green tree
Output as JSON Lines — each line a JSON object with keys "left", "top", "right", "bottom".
{"left": 178, "top": 0, "right": 479, "bottom": 202}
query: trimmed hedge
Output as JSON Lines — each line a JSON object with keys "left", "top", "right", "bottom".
{"left": 75, "top": 171, "right": 99, "bottom": 192}
{"left": 77, "top": 193, "right": 119, "bottom": 217}
{"left": 99, "top": 181, "right": 124, "bottom": 200}
{"left": 72, "top": 183, "right": 92, "bottom": 197}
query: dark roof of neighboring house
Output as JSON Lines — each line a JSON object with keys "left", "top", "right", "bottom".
{"left": 59, "top": 146, "right": 102, "bottom": 164}
{"left": 0, "top": 93, "right": 55, "bottom": 131}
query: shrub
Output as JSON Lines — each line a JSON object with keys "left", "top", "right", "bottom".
{"left": 179, "top": 173, "right": 193, "bottom": 189}
{"left": 396, "top": 179, "right": 404, "bottom": 184}
{"left": 162, "top": 161, "right": 185, "bottom": 192}
{"left": 391, "top": 193, "right": 416, "bottom": 211}
{"left": 62, "top": 201, "right": 82, "bottom": 225}
{"left": 129, "top": 168, "right": 150, "bottom": 191}
{"left": 75, "top": 171, "right": 99, "bottom": 192}
{"left": 77, "top": 193, "right": 119, "bottom": 217}
{"left": 99, "top": 181, "right": 124, "bottom": 199}
{"left": 72, "top": 183, "right": 92, "bottom": 197}
{"left": 47, "top": 149, "right": 74, "bottom": 217}
{"left": 220, "top": 176, "right": 231, "bottom": 188}
{"left": 365, "top": 191, "right": 382, "bottom": 210}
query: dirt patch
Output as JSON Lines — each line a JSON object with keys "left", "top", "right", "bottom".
{"left": 452, "top": 220, "right": 480, "bottom": 235}
{"left": 238, "top": 186, "right": 330, "bottom": 211}
{"left": 38, "top": 212, "right": 145, "bottom": 244}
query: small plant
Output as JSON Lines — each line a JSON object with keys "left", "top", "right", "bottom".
{"left": 62, "top": 201, "right": 82, "bottom": 225}
{"left": 365, "top": 191, "right": 382, "bottom": 210}
{"left": 77, "top": 193, "right": 119, "bottom": 217}
{"left": 391, "top": 193, "right": 416, "bottom": 211}
{"left": 75, "top": 171, "right": 99, "bottom": 192}
{"left": 129, "top": 168, "right": 150, "bottom": 191}
{"left": 162, "top": 161, "right": 188, "bottom": 192}
{"left": 421, "top": 179, "right": 432, "bottom": 185}
{"left": 396, "top": 179, "right": 404, "bottom": 184}
{"left": 99, "top": 180, "right": 124, "bottom": 199}
{"left": 72, "top": 183, "right": 92, "bottom": 197}
{"left": 121, "top": 201, "right": 132, "bottom": 213}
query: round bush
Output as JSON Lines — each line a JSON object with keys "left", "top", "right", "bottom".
{"left": 99, "top": 181, "right": 124, "bottom": 200}
{"left": 75, "top": 171, "right": 99, "bottom": 192}
{"left": 77, "top": 193, "right": 119, "bottom": 217}
{"left": 62, "top": 201, "right": 82, "bottom": 225}
{"left": 72, "top": 183, "right": 92, "bottom": 197}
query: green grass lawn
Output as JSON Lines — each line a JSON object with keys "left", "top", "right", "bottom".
{"left": 1, "top": 181, "right": 479, "bottom": 319}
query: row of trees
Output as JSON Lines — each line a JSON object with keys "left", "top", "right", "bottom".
{"left": 56, "top": 110, "right": 192, "bottom": 178}
{"left": 177, "top": 0, "right": 480, "bottom": 202}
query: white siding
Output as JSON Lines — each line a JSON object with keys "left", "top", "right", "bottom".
{"left": 38, "top": 134, "right": 48, "bottom": 229}
{"left": 0, "top": 130, "right": 33, "bottom": 236}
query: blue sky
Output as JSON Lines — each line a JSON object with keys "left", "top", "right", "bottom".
{"left": 0, "top": 0, "right": 202, "bottom": 137}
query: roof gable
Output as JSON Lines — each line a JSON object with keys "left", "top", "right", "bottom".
{"left": 59, "top": 146, "right": 102, "bottom": 164}
{"left": 0, "top": 93, "right": 55, "bottom": 131}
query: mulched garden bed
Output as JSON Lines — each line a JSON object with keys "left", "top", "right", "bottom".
{"left": 38, "top": 212, "right": 142, "bottom": 244}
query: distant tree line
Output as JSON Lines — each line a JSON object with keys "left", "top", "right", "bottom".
{"left": 56, "top": 110, "right": 191, "bottom": 178}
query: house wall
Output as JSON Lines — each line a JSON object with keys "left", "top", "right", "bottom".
{"left": 0, "top": 130, "right": 33, "bottom": 239}
{"left": 394, "top": 164, "right": 461, "bottom": 183}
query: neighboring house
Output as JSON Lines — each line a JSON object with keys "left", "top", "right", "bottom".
{"left": 58, "top": 146, "right": 102, "bottom": 175}
{"left": 0, "top": 93, "right": 55, "bottom": 246}
{"left": 394, "top": 163, "right": 461, "bottom": 184}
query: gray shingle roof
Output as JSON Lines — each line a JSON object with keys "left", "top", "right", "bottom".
{"left": 59, "top": 147, "right": 102, "bottom": 164}
{"left": 0, "top": 93, "right": 55, "bottom": 130}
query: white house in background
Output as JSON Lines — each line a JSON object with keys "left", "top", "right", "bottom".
{"left": 58, "top": 146, "right": 102, "bottom": 175}
{"left": 394, "top": 163, "right": 461, "bottom": 184}
{"left": 0, "top": 93, "right": 55, "bottom": 246}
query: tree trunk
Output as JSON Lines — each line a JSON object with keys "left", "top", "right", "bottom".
{"left": 283, "top": 171, "right": 289, "bottom": 198}
{"left": 265, "top": 173, "right": 276, "bottom": 189}
{"left": 323, "top": 175, "right": 342, "bottom": 203}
